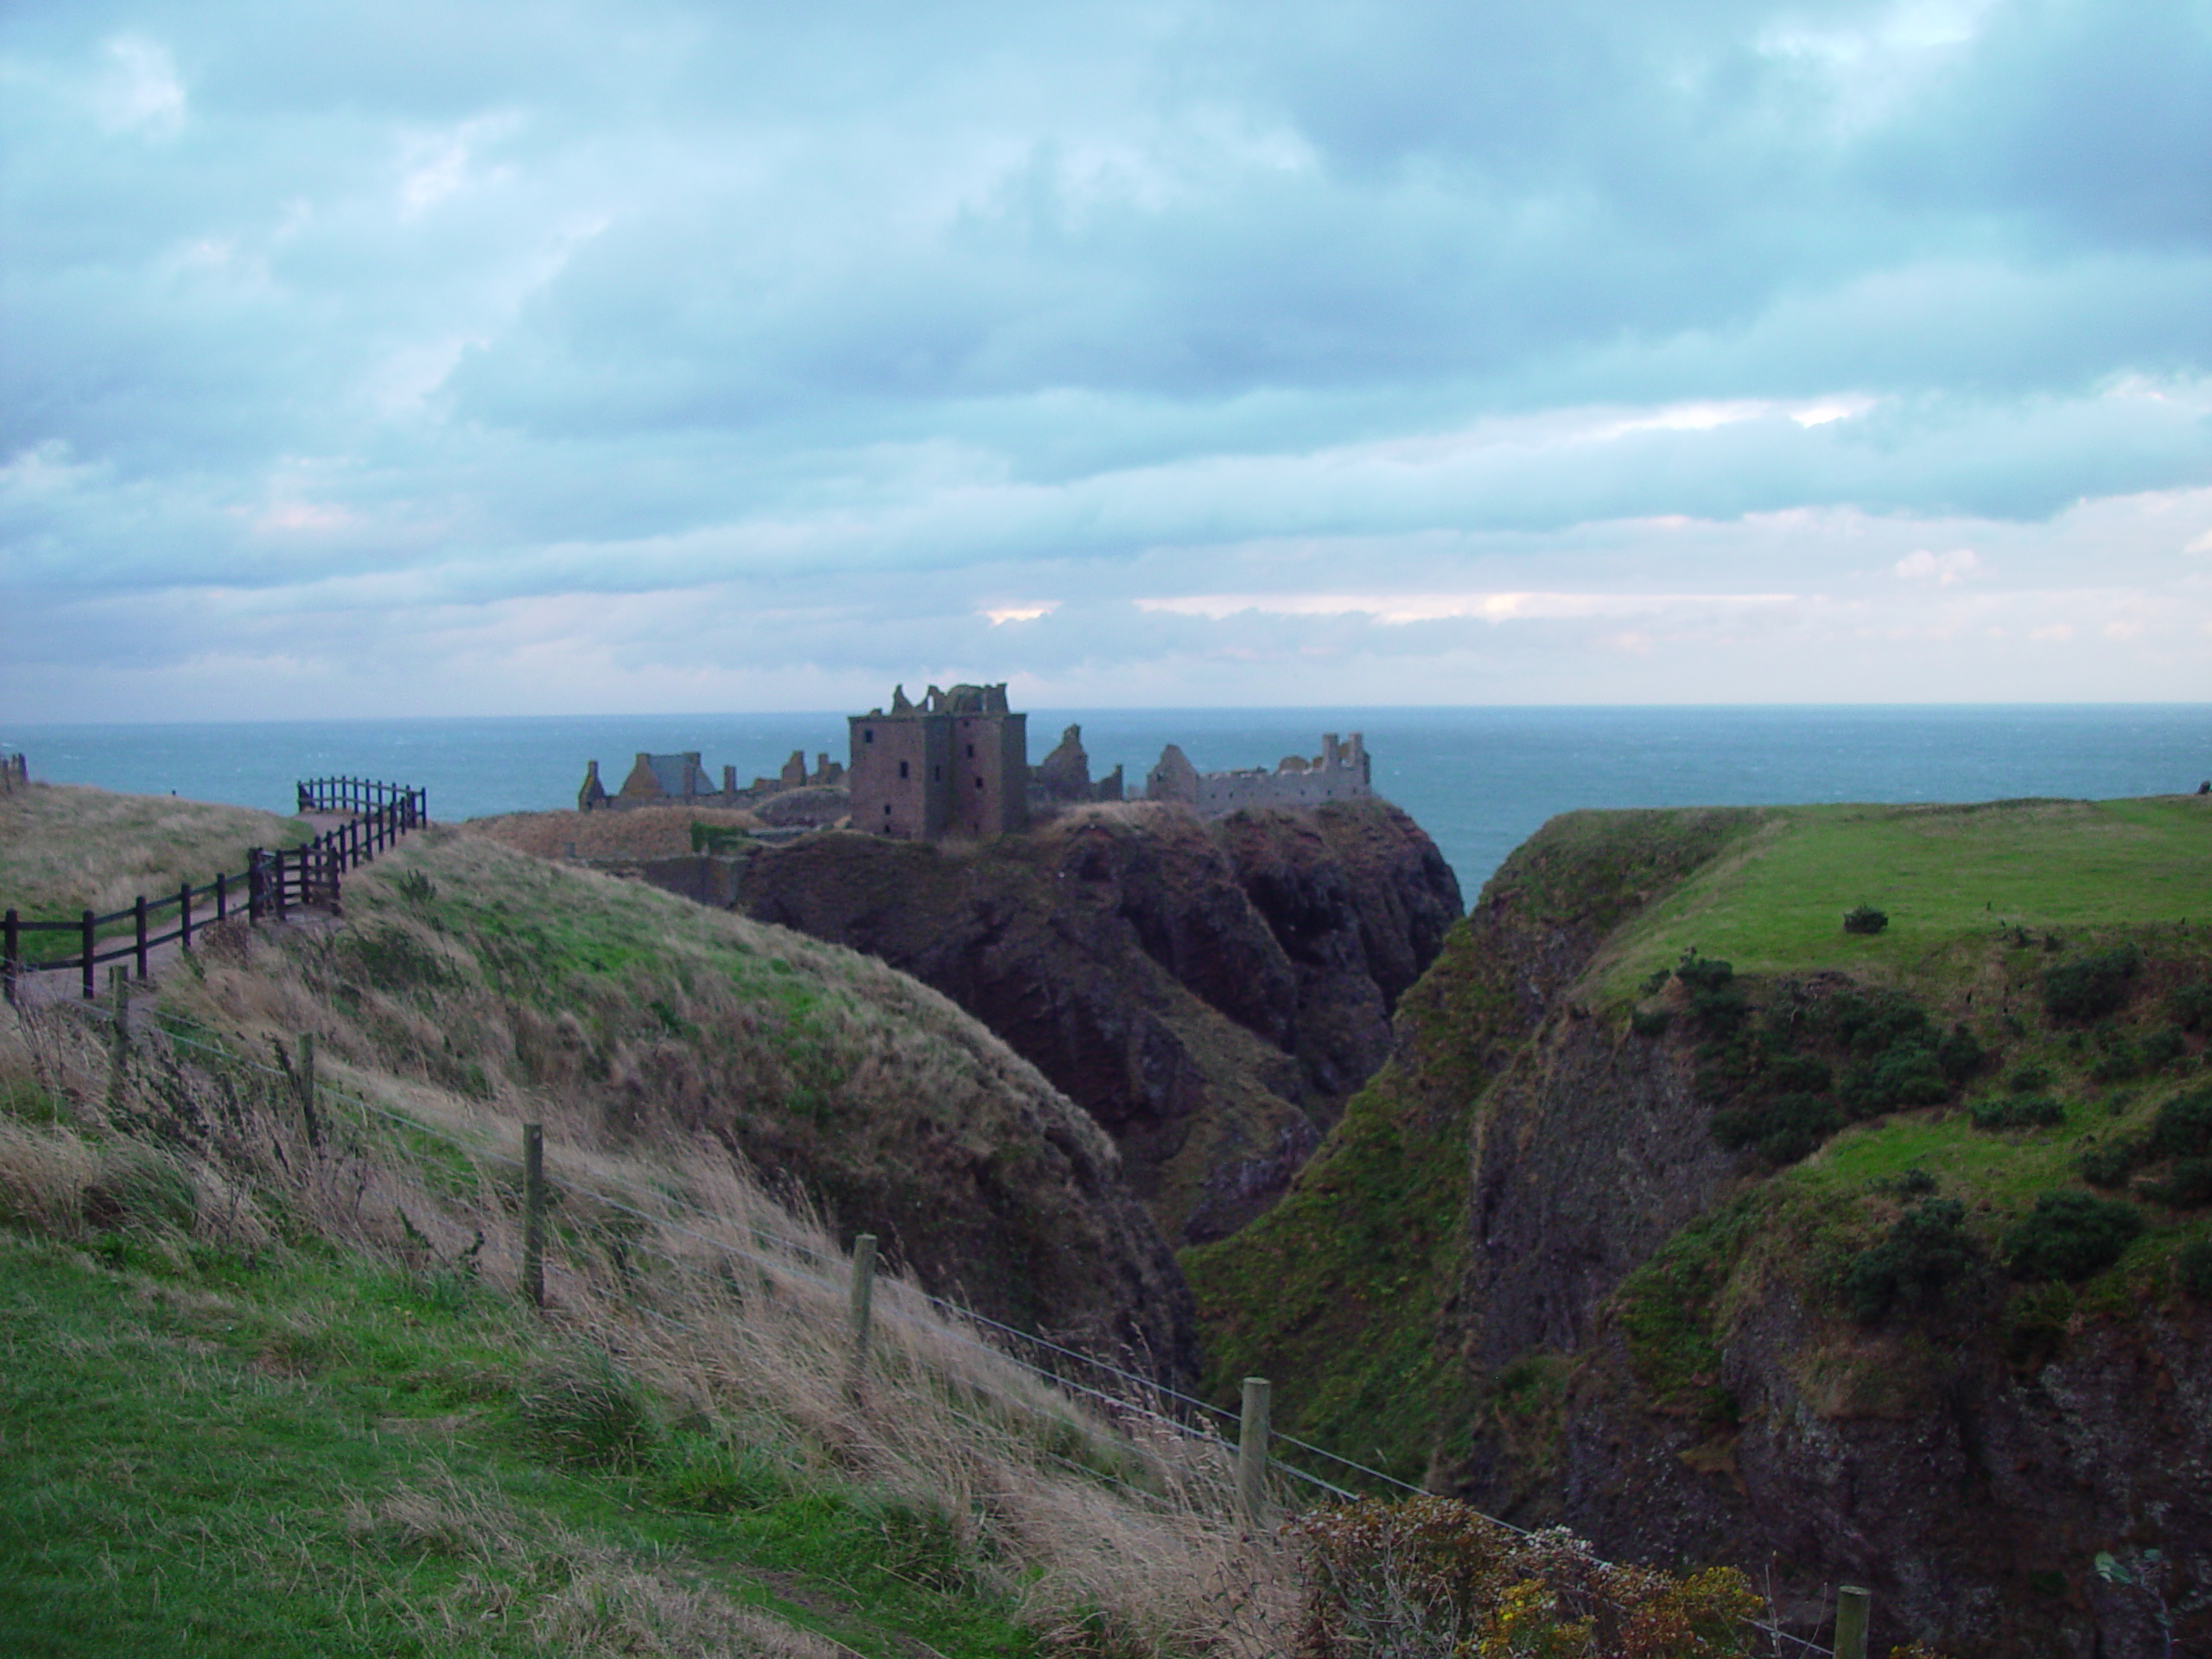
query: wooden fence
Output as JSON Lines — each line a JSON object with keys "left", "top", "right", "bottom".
{"left": 1, "top": 753, "right": 26, "bottom": 794}
{"left": 3, "top": 777, "right": 427, "bottom": 1006}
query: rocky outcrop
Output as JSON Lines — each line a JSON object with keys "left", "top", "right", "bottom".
{"left": 733, "top": 798, "right": 1461, "bottom": 1244}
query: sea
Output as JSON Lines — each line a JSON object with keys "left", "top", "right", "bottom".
{"left": 3, "top": 707, "right": 2207, "bottom": 901}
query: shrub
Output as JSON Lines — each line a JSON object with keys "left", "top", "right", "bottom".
{"left": 2141, "top": 1158, "right": 2212, "bottom": 1209}
{"left": 1936, "top": 1025, "right": 1989, "bottom": 1084}
{"left": 2177, "top": 1241, "right": 2212, "bottom": 1300}
{"left": 2008, "top": 1064, "right": 2055, "bottom": 1094}
{"left": 2077, "top": 1137, "right": 2147, "bottom": 1189}
{"left": 2151, "top": 1086, "right": 2212, "bottom": 1160}
{"left": 1630, "top": 1008, "right": 1673, "bottom": 1038}
{"left": 1822, "top": 987, "right": 1929, "bottom": 1055}
{"left": 1841, "top": 1045, "right": 1951, "bottom": 1116}
{"left": 2171, "top": 981, "right": 2212, "bottom": 1033}
{"left": 2005, "top": 1192, "right": 2142, "bottom": 1282}
{"left": 1767, "top": 1052, "right": 1834, "bottom": 1094}
{"left": 1847, "top": 1198, "right": 1980, "bottom": 1322}
{"left": 1842, "top": 904, "right": 1888, "bottom": 935}
{"left": 1971, "top": 1096, "right": 2066, "bottom": 1132}
{"left": 518, "top": 1350, "right": 655, "bottom": 1469}
{"left": 1712, "top": 1092, "right": 1841, "bottom": 1165}
{"left": 2043, "top": 944, "right": 2141, "bottom": 1022}
{"left": 1690, "top": 985, "right": 1751, "bottom": 1035}
{"left": 1293, "top": 1496, "right": 1764, "bottom": 1659}
{"left": 2139, "top": 1027, "right": 2190, "bottom": 1071}
{"left": 1672, "top": 951, "right": 1734, "bottom": 995}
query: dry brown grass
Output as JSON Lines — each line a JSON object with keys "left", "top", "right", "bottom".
{"left": 0, "top": 976, "right": 1293, "bottom": 1657}
{"left": 463, "top": 804, "right": 763, "bottom": 861}
{"left": 0, "top": 782, "right": 308, "bottom": 918}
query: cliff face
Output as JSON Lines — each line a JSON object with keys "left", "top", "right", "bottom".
{"left": 1192, "top": 798, "right": 2212, "bottom": 1657}
{"left": 733, "top": 798, "right": 1461, "bottom": 1245}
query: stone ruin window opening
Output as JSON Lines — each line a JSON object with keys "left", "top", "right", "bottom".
{"left": 899, "top": 760, "right": 909, "bottom": 779}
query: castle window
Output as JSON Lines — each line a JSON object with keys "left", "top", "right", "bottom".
{"left": 932, "top": 766, "right": 941, "bottom": 781}
{"left": 976, "top": 777, "right": 984, "bottom": 790}
{"left": 884, "top": 804, "right": 892, "bottom": 815}
{"left": 864, "top": 729, "right": 874, "bottom": 743}
{"left": 899, "top": 760, "right": 909, "bottom": 779}
{"left": 966, "top": 744, "right": 975, "bottom": 758}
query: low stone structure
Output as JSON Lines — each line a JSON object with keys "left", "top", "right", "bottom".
{"left": 1145, "top": 732, "right": 1371, "bottom": 816}
{"left": 577, "top": 750, "right": 845, "bottom": 813}
{"left": 1029, "top": 724, "right": 1124, "bottom": 810}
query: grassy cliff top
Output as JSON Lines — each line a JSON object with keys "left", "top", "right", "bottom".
{"left": 1592, "top": 795, "right": 2209, "bottom": 1001}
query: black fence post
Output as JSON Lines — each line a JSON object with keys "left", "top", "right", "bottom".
{"left": 275, "top": 849, "right": 289, "bottom": 920}
{"left": 215, "top": 871, "right": 227, "bottom": 923}
{"left": 328, "top": 843, "right": 342, "bottom": 914}
{"left": 133, "top": 895, "right": 149, "bottom": 979}
{"left": 3, "top": 909, "right": 17, "bottom": 1007}
{"left": 247, "top": 849, "right": 263, "bottom": 923}
{"left": 180, "top": 881, "right": 193, "bottom": 954}
{"left": 80, "top": 910, "right": 95, "bottom": 1001}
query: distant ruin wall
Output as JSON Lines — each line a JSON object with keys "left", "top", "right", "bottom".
{"left": 1146, "top": 733, "right": 1371, "bottom": 817}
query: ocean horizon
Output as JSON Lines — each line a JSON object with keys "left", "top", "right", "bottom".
{"left": 4, "top": 704, "right": 2206, "bottom": 899}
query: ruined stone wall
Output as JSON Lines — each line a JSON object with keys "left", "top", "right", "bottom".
{"left": 950, "top": 711, "right": 1029, "bottom": 836}
{"left": 849, "top": 712, "right": 950, "bottom": 839}
{"left": 1147, "top": 733, "right": 1372, "bottom": 816}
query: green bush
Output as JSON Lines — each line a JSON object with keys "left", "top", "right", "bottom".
{"left": 1936, "top": 1025, "right": 1989, "bottom": 1084}
{"left": 2151, "top": 1086, "right": 2212, "bottom": 1160}
{"left": 2078, "top": 1137, "right": 2148, "bottom": 1189}
{"left": 1841, "top": 1045, "right": 1951, "bottom": 1116}
{"left": 2008, "top": 1064, "right": 2056, "bottom": 1094}
{"left": 1841, "top": 905, "right": 1888, "bottom": 935}
{"left": 1712, "top": 1092, "right": 1841, "bottom": 1165}
{"left": 1847, "top": 1198, "right": 1980, "bottom": 1322}
{"left": 2177, "top": 1240, "right": 2212, "bottom": 1300}
{"left": 2141, "top": 1158, "right": 2212, "bottom": 1209}
{"left": 2171, "top": 981, "right": 2212, "bottom": 1033}
{"left": 518, "top": 1350, "right": 655, "bottom": 1469}
{"left": 1767, "top": 1052, "right": 1833, "bottom": 1094}
{"left": 1822, "top": 987, "right": 1929, "bottom": 1055}
{"left": 1673, "top": 952, "right": 1734, "bottom": 995}
{"left": 1630, "top": 1007, "right": 1673, "bottom": 1038}
{"left": 2043, "top": 943, "right": 2142, "bottom": 1022}
{"left": 1971, "top": 1095, "right": 2066, "bottom": 1132}
{"left": 2005, "top": 1192, "right": 2142, "bottom": 1282}
{"left": 2140, "top": 1027, "right": 2190, "bottom": 1071}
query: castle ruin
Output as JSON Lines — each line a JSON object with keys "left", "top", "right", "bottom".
{"left": 849, "top": 683, "right": 1029, "bottom": 840}
{"left": 1144, "top": 733, "right": 1371, "bottom": 816}
{"left": 574, "top": 690, "right": 1372, "bottom": 841}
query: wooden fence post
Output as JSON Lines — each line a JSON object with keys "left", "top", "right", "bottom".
{"left": 247, "top": 849, "right": 262, "bottom": 924}
{"left": 848, "top": 1233, "right": 878, "bottom": 1396}
{"left": 296, "top": 1033, "right": 322, "bottom": 1152}
{"left": 1832, "top": 1586, "right": 1870, "bottom": 1659}
{"left": 274, "top": 849, "right": 289, "bottom": 920}
{"left": 3, "top": 908, "right": 16, "bottom": 1007}
{"left": 523, "top": 1123, "right": 546, "bottom": 1307}
{"left": 1237, "top": 1376, "right": 1272, "bottom": 1527}
{"left": 215, "top": 871, "right": 227, "bottom": 923}
{"left": 133, "top": 895, "right": 149, "bottom": 979}
{"left": 106, "top": 968, "right": 130, "bottom": 1116}
{"left": 80, "top": 910, "right": 95, "bottom": 1001}
{"left": 179, "top": 881, "right": 193, "bottom": 954}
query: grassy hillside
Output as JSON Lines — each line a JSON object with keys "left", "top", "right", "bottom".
{"left": 1188, "top": 794, "right": 2211, "bottom": 1497}
{"left": 1594, "top": 796, "right": 2208, "bottom": 997}
{"left": 0, "top": 782, "right": 311, "bottom": 918}
{"left": 0, "top": 788, "right": 1262, "bottom": 1659}
{"left": 1182, "top": 808, "right": 1763, "bottom": 1481}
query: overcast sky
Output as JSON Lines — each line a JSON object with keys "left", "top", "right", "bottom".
{"left": 4, "top": 0, "right": 2209, "bottom": 719}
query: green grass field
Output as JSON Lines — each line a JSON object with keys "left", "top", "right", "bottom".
{"left": 0, "top": 1231, "right": 1035, "bottom": 1659}
{"left": 1597, "top": 796, "right": 2211, "bottom": 1000}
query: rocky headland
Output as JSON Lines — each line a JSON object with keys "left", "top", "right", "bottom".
{"left": 730, "top": 798, "right": 1463, "bottom": 1244}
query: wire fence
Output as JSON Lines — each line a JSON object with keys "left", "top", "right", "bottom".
{"left": 26, "top": 919, "right": 1865, "bottom": 1659}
